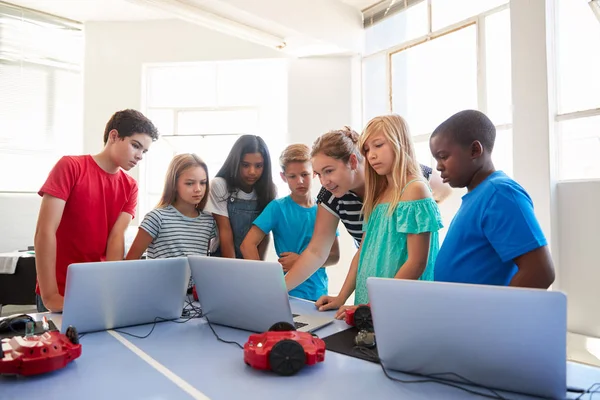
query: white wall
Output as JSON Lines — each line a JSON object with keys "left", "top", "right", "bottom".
{"left": 557, "top": 180, "right": 600, "bottom": 337}
{"left": 84, "top": 19, "right": 359, "bottom": 295}
{"left": 0, "top": 194, "right": 41, "bottom": 252}
{"left": 83, "top": 19, "right": 285, "bottom": 156}
{"left": 287, "top": 56, "right": 361, "bottom": 297}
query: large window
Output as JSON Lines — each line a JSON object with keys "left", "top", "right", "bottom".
{"left": 556, "top": 0, "right": 600, "bottom": 180}
{"left": 363, "top": 1, "right": 512, "bottom": 176}
{"left": 0, "top": 3, "right": 83, "bottom": 193}
{"left": 140, "top": 60, "right": 287, "bottom": 217}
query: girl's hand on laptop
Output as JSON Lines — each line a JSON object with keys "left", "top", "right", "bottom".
{"left": 315, "top": 295, "right": 344, "bottom": 314}
{"left": 278, "top": 252, "right": 299, "bottom": 273}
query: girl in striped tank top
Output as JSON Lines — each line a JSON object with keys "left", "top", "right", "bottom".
{"left": 126, "top": 154, "right": 216, "bottom": 268}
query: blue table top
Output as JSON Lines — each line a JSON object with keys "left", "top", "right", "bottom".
{"left": 2, "top": 297, "right": 600, "bottom": 399}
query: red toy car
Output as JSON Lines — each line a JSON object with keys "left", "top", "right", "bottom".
{"left": 0, "top": 326, "right": 82, "bottom": 376}
{"left": 244, "top": 322, "right": 325, "bottom": 376}
{"left": 345, "top": 304, "right": 373, "bottom": 332}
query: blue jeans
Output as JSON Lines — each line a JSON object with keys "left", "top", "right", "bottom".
{"left": 36, "top": 294, "right": 48, "bottom": 313}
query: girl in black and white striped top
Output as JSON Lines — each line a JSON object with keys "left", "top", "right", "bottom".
{"left": 126, "top": 154, "right": 216, "bottom": 263}
{"left": 285, "top": 126, "right": 452, "bottom": 298}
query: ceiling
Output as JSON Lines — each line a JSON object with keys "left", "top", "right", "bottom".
{"left": 3, "top": 0, "right": 166, "bottom": 21}
{"left": 5, "top": 0, "right": 381, "bottom": 22}
{"left": 338, "top": 0, "right": 382, "bottom": 11}
{"left": 3, "top": 0, "right": 365, "bottom": 56}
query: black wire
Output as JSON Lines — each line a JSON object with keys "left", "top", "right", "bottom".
{"left": 379, "top": 362, "right": 509, "bottom": 400}
{"left": 112, "top": 298, "right": 204, "bottom": 339}
{"left": 203, "top": 316, "right": 244, "bottom": 349}
{"left": 575, "top": 383, "right": 600, "bottom": 400}
{"left": 351, "top": 344, "right": 508, "bottom": 400}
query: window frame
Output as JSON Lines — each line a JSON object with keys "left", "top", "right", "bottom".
{"left": 0, "top": 4, "right": 83, "bottom": 194}
{"left": 362, "top": 2, "right": 511, "bottom": 169}
{"left": 553, "top": 0, "right": 600, "bottom": 181}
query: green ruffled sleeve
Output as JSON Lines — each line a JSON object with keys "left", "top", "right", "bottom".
{"left": 396, "top": 198, "right": 443, "bottom": 234}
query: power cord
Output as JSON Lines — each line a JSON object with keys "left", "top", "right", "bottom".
{"left": 112, "top": 296, "right": 203, "bottom": 339}
{"left": 203, "top": 316, "right": 244, "bottom": 350}
{"left": 573, "top": 382, "right": 600, "bottom": 399}
{"left": 352, "top": 345, "right": 509, "bottom": 400}
{"left": 109, "top": 296, "right": 244, "bottom": 350}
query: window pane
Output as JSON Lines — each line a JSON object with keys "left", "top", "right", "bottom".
{"left": 432, "top": 0, "right": 508, "bottom": 31}
{"left": 493, "top": 128, "right": 513, "bottom": 177}
{"left": 0, "top": 64, "right": 48, "bottom": 145}
{"left": 485, "top": 9, "right": 512, "bottom": 125}
{"left": 557, "top": 0, "right": 600, "bottom": 113}
{"left": 145, "top": 109, "right": 174, "bottom": 136}
{"left": 391, "top": 25, "right": 477, "bottom": 136}
{"left": 559, "top": 116, "right": 600, "bottom": 180}
{"left": 159, "top": 134, "right": 241, "bottom": 180}
{"left": 144, "top": 139, "right": 175, "bottom": 194}
{"left": 177, "top": 110, "right": 259, "bottom": 135}
{"left": 146, "top": 64, "right": 217, "bottom": 108}
{"left": 365, "top": 2, "right": 428, "bottom": 55}
{"left": 414, "top": 140, "right": 433, "bottom": 168}
{"left": 362, "top": 53, "right": 388, "bottom": 123}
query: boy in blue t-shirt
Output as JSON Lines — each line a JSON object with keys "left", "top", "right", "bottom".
{"left": 240, "top": 144, "right": 340, "bottom": 301}
{"left": 430, "top": 110, "right": 555, "bottom": 288}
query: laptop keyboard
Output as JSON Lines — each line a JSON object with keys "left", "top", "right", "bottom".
{"left": 292, "top": 314, "right": 307, "bottom": 329}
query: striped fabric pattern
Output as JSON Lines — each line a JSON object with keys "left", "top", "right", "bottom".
{"left": 315, "top": 164, "right": 433, "bottom": 247}
{"left": 140, "top": 205, "right": 216, "bottom": 259}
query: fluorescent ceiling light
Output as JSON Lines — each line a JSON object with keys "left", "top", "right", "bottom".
{"left": 125, "top": 0, "right": 287, "bottom": 49}
{"left": 591, "top": 0, "right": 600, "bottom": 23}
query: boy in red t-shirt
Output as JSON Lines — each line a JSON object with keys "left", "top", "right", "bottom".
{"left": 34, "top": 109, "right": 159, "bottom": 312}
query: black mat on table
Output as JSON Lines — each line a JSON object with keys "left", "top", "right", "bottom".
{"left": 322, "top": 327, "right": 379, "bottom": 363}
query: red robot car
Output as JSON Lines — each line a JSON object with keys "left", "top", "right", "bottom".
{"left": 244, "top": 322, "right": 326, "bottom": 376}
{"left": 0, "top": 326, "right": 82, "bottom": 376}
{"left": 345, "top": 304, "right": 373, "bottom": 331}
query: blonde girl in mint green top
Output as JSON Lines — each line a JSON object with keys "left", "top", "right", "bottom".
{"left": 354, "top": 114, "right": 443, "bottom": 306}
{"left": 355, "top": 179, "right": 442, "bottom": 304}
{"left": 311, "top": 115, "right": 442, "bottom": 317}
{"left": 314, "top": 114, "right": 444, "bottom": 319}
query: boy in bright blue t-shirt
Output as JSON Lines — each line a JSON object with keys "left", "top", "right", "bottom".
{"left": 241, "top": 144, "right": 340, "bottom": 301}
{"left": 429, "top": 110, "right": 555, "bottom": 288}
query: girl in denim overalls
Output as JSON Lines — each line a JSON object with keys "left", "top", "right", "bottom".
{"left": 205, "top": 135, "right": 277, "bottom": 259}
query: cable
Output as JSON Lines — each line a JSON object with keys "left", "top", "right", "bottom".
{"left": 112, "top": 297, "right": 203, "bottom": 339}
{"left": 574, "top": 383, "right": 600, "bottom": 400}
{"left": 379, "top": 362, "right": 509, "bottom": 400}
{"left": 203, "top": 316, "right": 244, "bottom": 349}
{"left": 351, "top": 344, "right": 508, "bottom": 400}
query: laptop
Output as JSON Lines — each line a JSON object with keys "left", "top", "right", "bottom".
{"left": 188, "top": 255, "right": 333, "bottom": 333}
{"left": 367, "top": 278, "right": 567, "bottom": 399}
{"left": 61, "top": 257, "right": 189, "bottom": 334}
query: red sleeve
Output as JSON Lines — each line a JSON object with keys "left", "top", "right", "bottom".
{"left": 123, "top": 179, "right": 138, "bottom": 218}
{"left": 38, "top": 156, "right": 80, "bottom": 201}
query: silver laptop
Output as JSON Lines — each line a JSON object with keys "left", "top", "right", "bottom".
{"left": 367, "top": 278, "right": 567, "bottom": 399}
{"left": 188, "top": 255, "right": 333, "bottom": 333}
{"left": 61, "top": 258, "right": 189, "bottom": 334}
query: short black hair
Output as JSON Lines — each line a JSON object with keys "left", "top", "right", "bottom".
{"left": 431, "top": 110, "right": 496, "bottom": 153}
{"left": 216, "top": 135, "right": 276, "bottom": 212}
{"left": 103, "top": 109, "right": 159, "bottom": 145}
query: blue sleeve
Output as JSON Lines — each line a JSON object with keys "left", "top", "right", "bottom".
{"left": 482, "top": 185, "right": 547, "bottom": 262}
{"left": 252, "top": 200, "right": 279, "bottom": 235}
